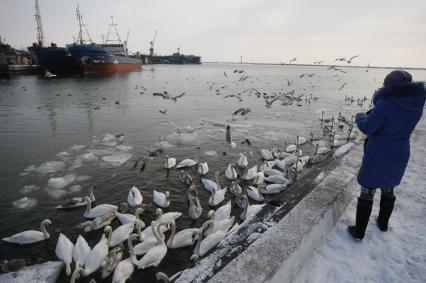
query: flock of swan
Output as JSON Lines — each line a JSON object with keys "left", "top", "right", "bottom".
{"left": 1, "top": 111, "right": 358, "bottom": 282}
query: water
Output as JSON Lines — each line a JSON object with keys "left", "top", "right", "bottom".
{"left": 0, "top": 64, "right": 425, "bottom": 282}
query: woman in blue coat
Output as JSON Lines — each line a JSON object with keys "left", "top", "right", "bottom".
{"left": 348, "top": 70, "right": 425, "bottom": 240}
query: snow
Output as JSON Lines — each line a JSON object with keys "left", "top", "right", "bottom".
{"left": 47, "top": 174, "right": 76, "bottom": 190}
{"left": 0, "top": 261, "right": 63, "bottom": 283}
{"left": 12, "top": 197, "right": 37, "bottom": 209}
{"left": 334, "top": 142, "right": 354, "bottom": 157}
{"left": 295, "top": 120, "right": 426, "bottom": 283}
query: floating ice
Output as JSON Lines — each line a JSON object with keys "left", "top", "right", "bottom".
{"left": 69, "top": 184, "right": 82, "bottom": 193}
{"left": 176, "top": 126, "right": 195, "bottom": 133}
{"left": 34, "top": 161, "right": 66, "bottom": 175}
{"left": 20, "top": 185, "right": 40, "bottom": 194}
{"left": 70, "top": 159, "right": 83, "bottom": 170}
{"left": 76, "top": 175, "right": 91, "bottom": 182}
{"left": 334, "top": 142, "right": 354, "bottom": 157}
{"left": 55, "top": 151, "right": 70, "bottom": 160}
{"left": 12, "top": 197, "right": 37, "bottom": 209}
{"left": 78, "top": 152, "right": 98, "bottom": 162}
{"left": 46, "top": 189, "right": 67, "bottom": 199}
{"left": 166, "top": 132, "right": 200, "bottom": 146}
{"left": 0, "top": 261, "right": 63, "bottom": 283}
{"left": 101, "top": 153, "right": 133, "bottom": 167}
{"left": 116, "top": 145, "right": 134, "bottom": 151}
{"left": 153, "top": 140, "right": 175, "bottom": 150}
{"left": 47, "top": 174, "right": 76, "bottom": 190}
{"left": 91, "top": 148, "right": 118, "bottom": 157}
{"left": 204, "top": 151, "right": 217, "bottom": 157}
{"left": 102, "top": 133, "right": 116, "bottom": 142}
{"left": 68, "top": 144, "right": 85, "bottom": 151}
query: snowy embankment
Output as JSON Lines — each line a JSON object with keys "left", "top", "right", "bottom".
{"left": 294, "top": 117, "right": 426, "bottom": 283}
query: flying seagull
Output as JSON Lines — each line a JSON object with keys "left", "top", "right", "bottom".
{"left": 313, "top": 61, "right": 325, "bottom": 64}
{"left": 171, "top": 92, "right": 186, "bottom": 102}
{"left": 233, "top": 107, "right": 251, "bottom": 115}
{"left": 339, "top": 82, "right": 347, "bottom": 91}
{"left": 289, "top": 57, "right": 297, "bottom": 64}
{"left": 159, "top": 109, "right": 168, "bottom": 115}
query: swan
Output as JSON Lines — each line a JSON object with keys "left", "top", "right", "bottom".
{"left": 205, "top": 214, "right": 235, "bottom": 236}
{"left": 330, "top": 132, "right": 343, "bottom": 147}
{"left": 208, "top": 185, "right": 226, "bottom": 207}
{"left": 292, "top": 159, "right": 305, "bottom": 172}
{"left": 286, "top": 144, "right": 297, "bottom": 153}
{"left": 197, "top": 162, "right": 209, "bottom": 175}
{"left": 278, "top": 151, "right": 293, "bottom": 159}
{"left": 156, "top": 271, "right": 184, "bottom": 282}
{"left": 153, "top": 190, "right": 170, "bottom": 208}
{"left": 212, "top": 200, "right": 232, "bottom": 221}
{"left": 112, "top": 255, "right": 136, "bottom": 283}
{"left": 259, "top": 160, "right": 275, "bottom": 171}
{"left": 105, "top": 223, "right": 134, "bottom": 247}
{"left": 77, "top": 211, "right": 116, "bottom": 232}
{"left": 83, "top": 196, "right": 117, "bottom": 219}
{"left": 176, "top": 158, "right": 197, "bottom": 169}
{"left": 70, "top": 266, "right": 84, "bottom": 283}
{"left": 127, "top": 186, "right": 143, "bottom": 207}
{"left": 2, "top": 219, "right": 51, "bottom": 245}
{"left": 179, "top": 170, "right": 193, "bottom": 186}
{"left": 296, "top": 136, "right": 307, "bottom": 145}
{"left": 116, "top": 207, "right": 144, "bottom": 225}
{"left": 237, "top": 153, "right": 248, "bottom": 168}
{"left": 225, "top": 163, "right": 238, "bottom": 180}
{"left": 191, "top": 221, "right": 226, "bottom": 261}
{"left": 101, "top": 244, "right": 123, "bottom": 279}
{"left": 165, "top": 155, "right": 176, "bottom": 169}
{"left": 253, "top": 171, "right": 265, "bottom": 185}
{"left": 73, "top": 235, "right": 90, "bottom": 268}
{"left": 137, "top": 221, "right": 168, "bottom": 269}
{"left": 189, "top": 194, "right": 203, "bottom": 220}
{"left": 260, "top": 149, "right": 274, "bottom": 161}
{"left": 247, "top": 186, "right": 264, "bottom": 202}
{"left": 130, "top": 229, "right": 163, "bottom": 256}
{"left": 167, "top": 220, "right": 200, "bottom": 249}
{"left": 201, "top": 171, "right": 221, "bottom": 193}
{"left": 156, "top": 208, "right": 182, "bottom": 225}
{"left": 82, "top": 233, "right": 109, "bottom": 276}
{"left": 260, "top": 183, "right": 287, "bottom": 194}
{"left": 55, "top": 184, "right": 95, "bottom": 209}
{"left": 263, "top": 168, "right": 283, "bottom": 177}
{"left": 55, "top": 233, "right": 74, "bottom": 276}
{"left": 235, "top": 191, "right": 247, "bottom": 208}
{"left": 316, "top": 144, "right": 330, "bottom": 155}
{"left": 241, "top": 164, "right": 257, "bottom": 180}
{"left": 265, "top": 175, "right": 289, "bottom": 184}
{"left": 239, "top": 195, "right": 265, "bottom": 221}
{"left": 230, "top": 180, "right": 242, "bottom": 195}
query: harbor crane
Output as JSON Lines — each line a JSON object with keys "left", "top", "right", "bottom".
{"left": 34, "top": 0, "right": 45, "bottom": 46}
{"left": 149, "top": 30, "right": 157, "bottom": 57}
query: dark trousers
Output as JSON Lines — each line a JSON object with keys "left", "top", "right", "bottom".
{"left": 360, "top": 187, "right": 395, "bottom": 201}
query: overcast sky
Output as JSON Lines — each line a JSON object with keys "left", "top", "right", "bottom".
{"left": 1, "top": 0, "right": 425, "bottom": 67}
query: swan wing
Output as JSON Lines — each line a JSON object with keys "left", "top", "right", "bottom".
{"left": 138, "top": 244, "right": 167, "bottom": 269}
{"left": 111, "top": 223, "right": 134, "bottom": 247}
{"left": 200, "top": 231, "right": 226, "bottom": 256}
{"left": 133, "top": 237, "right": 158, "bottom": 255}
{"left": 116, "top": 212, "right": 136, "bottom": 225}
{"left": 55, "top": 233, "right": 74, "bottom": 263}
{"left": 201, "top": 178, "right": 217, "bottom": 193}
{"left": 2, "top": 230, "right": 45, "bottom": 244}
{"left": 113, "top": 260, "right": 134, "bottom": 283}
{"left": 214, "top": 200, "right": 231, "bottom": 221}
{"left": 73, "top": 235, "right": 91, "bottom": 265}
{"left": 84, "top": 236, "right": 108, "bottom": 275}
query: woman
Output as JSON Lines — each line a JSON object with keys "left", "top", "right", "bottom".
{"left": 348, "top": 70, "right": 425, "bottom": 240}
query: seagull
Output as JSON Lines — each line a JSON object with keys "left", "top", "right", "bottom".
{"left": 346, "top": 55, "right": 359, "bottom": 64}
{"left": 159, "top": 109, "right": 168, "bottom": 115}
{"left": 224, "top": 71, "right": 228, "bottom": 78}
{"left": 327, "top": 65, "right": 346, "bottom": 73}
{"left": 171, "top": 92, "right": 186, "bottom": 102}
{"left": 299, "top": 73, "right": 315, "bottom": 78}
{"left": 335, "top": 57, "right": 347, "bottom": 62}
{"left": 233, "top": 108, "right": 251, "bottom": 115}
{"left": 286, "top": 79, "right": 292, "bottom": 86}
{"left": 289, "top": 57, "right": 297, "bottom": 64}
{"left": 339, "top": 82, "right": 347, "bottom": 91}
{"left": 313, "top": 61, "right": 325, "bottom": 64}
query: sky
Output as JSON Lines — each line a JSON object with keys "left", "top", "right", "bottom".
{"left": 1, "top": 0, "right": 426, "bottom": 68}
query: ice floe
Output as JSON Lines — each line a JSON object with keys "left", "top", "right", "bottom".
{"left": 33, "top": 161, "right": 66, "bottom": 175}
{"left": 20, "top": 185, "right": 40, "bottom": 194}
{"left": 101, "top": 153, "right": 133, "bottom": 167}
{"left": 47, "top": 174, "right": 76, "bottom": 190}
{"left": 12, "top": 197, "right": 37, "bottom": 209}
{"left": 69, "top": 184, "right": 82, "bottom": 193}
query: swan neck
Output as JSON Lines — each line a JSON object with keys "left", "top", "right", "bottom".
{"left": 194, "top": 229, "right": 203, "bottom": 256}
{"left": 106, "top": 227, "right": 112, "bottom": 246}
{"left": 242, "top": 200, "right": 248, "bottom": 220}
{"left": 168, "top": 221, "right": 176, "bottom": 247}
{"left": 85, "top": 199, "right": 92, "bottom": 214}
{"left": 66, "top": 261, "right": 72, "bottom": 276}
{"left": 127, "top": 236, "right": 135, "bottom": 255}
{"left": 70, "top": 267, "right": 83, "bottom": 283}
{"left": 152, "top": 223, "right": 162, "bottom": 244}
{"left": 41, "top": 221, "right": 50, "bottom": 239}
{"left": 89, "top": 187, "right": 95, "bottom": 202}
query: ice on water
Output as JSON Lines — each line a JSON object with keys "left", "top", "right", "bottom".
{"left": 12, "top": 197, "right": 37, "bottom": 209}
{"left": 47, "top": 174, "right": 76, "bottom": 190}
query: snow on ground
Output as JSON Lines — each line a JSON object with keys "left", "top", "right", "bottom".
{"left": 295, "top": 118, "right": 426, "bottom": 283}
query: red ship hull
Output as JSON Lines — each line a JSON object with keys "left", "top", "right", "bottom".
{"left": 83, "top": 62, "right": 142, "bottom": 74}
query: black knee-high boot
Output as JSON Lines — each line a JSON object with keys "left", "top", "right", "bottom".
{"left": 377, "top": 196, "right": 396, "bottom": 231}
{"left": 347, "top": 197, "right": 373, "bottom": 240}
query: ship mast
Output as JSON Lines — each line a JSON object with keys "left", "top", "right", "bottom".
{"left": 76, "top": 5, "right": 93, "bottom": 44}
{"left": 105, "top": 16, "right": 123, "bottom": 45}
{"left": 34, "top": 0, "right": 45, "bottom": 46}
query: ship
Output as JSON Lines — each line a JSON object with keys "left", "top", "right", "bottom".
{"left": 81, "top": 17, "right": 143, "bottom": 74}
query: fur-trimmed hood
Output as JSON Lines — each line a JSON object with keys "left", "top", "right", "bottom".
{"left": 373, "top": 82, "right": 426, "bottom": 112}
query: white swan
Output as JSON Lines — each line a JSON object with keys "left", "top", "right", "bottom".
{"left": 208, "top": 185, "right": 226, "bottom": 207}
{"left": 70, "top": 266, "right": 84, "bottom": 283}
{"left": 130, "top": 230, "right": 163, "bottom": 256}
{"left": 116, "top": 207, "right": 144, "bottom": 225}
{"left": 260, "top": 183, "right": 287, "bottom": 194}
{"left": 205, "top": 214, "right": 235, "bottom": 236}
{"left": 230, "top": 180, "right": 242, "bottom": 195}
{"left": 153, "top": 190, "right": 170, "bottom": 208}
{"left": 278, "top": 151, "right": 293, "bottom": 159}
{"left": 191, "top": 221, "right": 226, "bottom": 261}
{"left": 296, "top": 136, "right": 307, "bottom": 145}
{"left": 253, "top": 171, "right": 265, "bottom": 185}
{"left": 2, "top": 219, "right": 51, "bottom": 245}
{"left": 82, "top": 233, "right": 109, "bottom": 276}
{"left": 239, "top": 195, "right": 265, "bottom": 221}
{"left": 112, "top": 255, "right": 136, "bottom": 283}
{"left": 212, "top": 200, "right": 232, "bottom": 221}
{"left": 55, "top": 184, "right": 95, "bottom": 209}
{"left": 137, "top": 221, "right": 168, "bottom": 269}
{"left": 165, "top": 155, "right": 176, "bottom": 169}
{"left": 55, "top": 233, "right": 74, "bottom": 276}
{"left": 286, "top": 144, "right": 297, "bottom": 153}
{"left": 247, "top": 186, "right": 264, "bottom": 202}
{"left": 105, "top": 223, "right": 134, "bottom": 247}
{"left": 176, "top": 158, "right": 197, "bottom": 169}
{"left": 241, "top": 164, "right": 257, "bottom": 180}
{"left": 237, "top": 153, "right": 248, "bottom": 168}
{"left": 316, "top": 144, "right": 330, "bottom": 155}
{"left": 189, "top": 194, "right": 203, "bottom": 220}
{"left": 263, "top": 168, "right": 283, "bottom": 177}
{"left": 197, "top": 162, "right": 209, "bottom": 175}
{"left": 260, "top": 149, "right": 274, "bottom": 161}
{"left": 83, "top": 196, "right": 117, "bottom": 219}
{"left": 225, "top": 163, "right": 237, "bottom": 180}
{"left": 101, "top": 244, "right": 123, "bottom": 279}
{"left": 77, "top": 211, "right": 116, "bottom": 232}
{"left": 167, "top": 220, "right": 200, "bottom": 249}
{"left": 265, "top": 175, "right": 289, "bottom": 184}
{"left": 127, "top": 186, "right": 143, "bottom": 207}
{"left": 259, "top": 160, "right": 275, "bottom": 171}
{"left": 201, "top": 171, "right": 220, "bottom": 193}
{"left": 156, "top": 208, "right": 182, "bottom": 225}
{"left": 73, "top": 235, "right": 90, "bottom": 268}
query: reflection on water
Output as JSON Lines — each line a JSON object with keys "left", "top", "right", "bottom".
{"left": 0, "top": 64, "right": 425, "bottom": 282}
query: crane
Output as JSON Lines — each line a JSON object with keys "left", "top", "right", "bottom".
{"left": 34, "top": 0, "right": 45, "bottom": 47}
{"left": 149, "top": 30, "right": 157, "bottom": 57}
